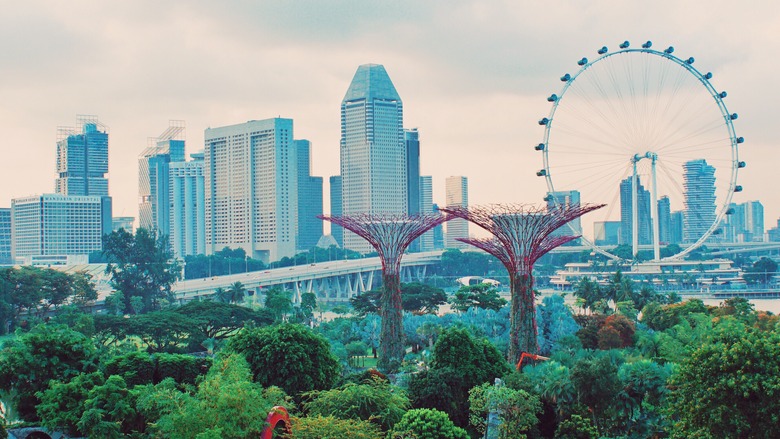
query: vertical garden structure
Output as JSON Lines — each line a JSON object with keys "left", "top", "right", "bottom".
{"left": 318, "top": 213, "right": 448, "bottom": 371}
{"left": 438, "top": 203, "right": 603, "bottom": 363}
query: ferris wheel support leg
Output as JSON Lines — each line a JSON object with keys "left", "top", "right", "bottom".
{"left": 632, "top": 161, "right": 639, "bottom": 258}
{"left": 651, "top": 156, "right": 660, "bottom": 261}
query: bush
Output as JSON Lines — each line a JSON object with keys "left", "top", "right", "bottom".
{"left": 389, "top": 408, "right": 469, "bottom": 439}
{"left": 291, "top": 415, "right": 382, "bottom": 439}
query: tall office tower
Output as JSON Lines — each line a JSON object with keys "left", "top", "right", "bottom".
{"left": 445, "top": 176, "right": 469, "bottom": 249}
{"left": 657, "top": 196, "right": 671, "bottom": 244}
{"left": 204, "top": 118, "right": 297, "bottom": 263}
{"left": 744, "top": 200, "right": 765, "bottom": 241}
{"left": 417, "top": 176, "right": 434, "bottom": 251}
{"left": 55, "top": 115, "right": 109, "bottom": 197}
{"left": 112, "top": 217, "right": 135, "bottom": 233}
{"left": 139, "top": 122, "right": 186, "bottom": 236}
{"left": 295, "top": 140, "right": 324, "bottom": 251}
{"left": 340, "top": 64, "right": 407, "bottom": 253}
{"left": 170, "top": 152, "right": 206, "bottom": 258}
{"left": 594, "top": 221, "right": 621, "bottom": 246}
{"left": 723, "top": 202, "right": 744, "bottom": 242}
{"left": 432, "top": 203, "right": 445, "bottom": 249}
{"left": 329, "top": 176, "right": 343, "bottom": 247}
{"left": 619, "top": 177, "right": 652, "bottom": 245}
{"left": 0, "top": 208, "right": 11, "bottom": 264}
{"left": 768, "top": 219, "right": 780, "bottom": 242}
{"left": 670, "top": 211, "right": 684, "bottom": 244}
{"left": 11, "top": 194, "right": 111, "bottom": 264}
{"left": 547, "top": 190, "right": 582, "bottom": 244}
{"left": 683, "top": 159, "right": 716, "bottom": 243}
{"left": 406, "top": 129, "right": 421, "bottom": 216}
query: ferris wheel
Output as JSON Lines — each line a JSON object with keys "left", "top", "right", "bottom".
{"left": 537, "top": 40, "right": 744, "bottom": 261}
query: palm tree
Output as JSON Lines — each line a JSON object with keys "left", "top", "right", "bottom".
{"left": 227, "top": 281, "right": 246, "bottom": 304}
{"left": 214, "top": 287, "right": 229, "bottom": 303}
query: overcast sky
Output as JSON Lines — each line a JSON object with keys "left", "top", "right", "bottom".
{"left": 1, "top": 0, "right": 778, "bottom": 237}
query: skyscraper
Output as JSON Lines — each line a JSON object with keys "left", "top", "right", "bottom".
{"left": 658, "top": 196, "right": 671, "bottom": 244}
{"left": 744, "top": 200, "right": 765, "bottom": 241}
{"left": 204, "top": 118, "right": 297, "bottom": 263}
{"left": 0, "top": 208, "right": 10, "bottom": 264}
{"left": 670, "top": 211, "right": 684, "bottom": 245}
{"left": 56, "top": 115, "right": 109, "bottom": 197}
{"left": 112, "top": 217, "right": 135, "bottom": 233}
{"left": 619, "top": 176, "right": 652, "bottom": 245}
{"left": 295, "top": 140, "right": 323, "bottom": 251}
{"left": 547, "top": 190, "right": 582, "bottom": 244}
{"left": 445, "top": 176, "right": 469, "bottom": 249}
{"left": 683, "top": 159, "right": 716, "bottom": 243}
{"left": 406, "top": 129, "right": 420, "bottom": 216}
{"left": 594, "top": 221, "right": 621, "bottom": 246}
{"left": 139, "top": 121, "right": 186, "bottom": 236}
{"left": 329, "top": 176, "right": 343, "bottom": 247}
{"left": 340, "top": 64, "right": 406, "bottom": 252}
{"left": 418, "top": 176, "right": 434, "bottom": 252}
{"left": 432, "top": 203, "right": 445, "bottom": 250}
{"left": 170, "top": 152, "right": 206, "bottom": 258}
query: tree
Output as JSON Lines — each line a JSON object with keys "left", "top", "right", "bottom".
{"left": 401, "top": 283, "right": 448, "bottom": 314}
{"left": 264, "top": 286, "right": 293, "bottom": 321}
{"left": 297, "top": 292, "right": 318, "bottom": 324}
{"left": 350, "top": 290, "right": 381, "bottom": 316}
{"left": 124, "top": 311, "right": 195, "bottom": 352}
{"left": 436, "top": 249, "right": 498, "bottom": 278}
{"left": 173, "top": 300, "right": 273, "bottom": 343}
{"left": 570, "top": 354, "right": 622, "bottom": 434}
{"left": 228, "top": 323, "right": 340, "bottom": 396}
{"left": 743, "top": 257, "right": 778, "bottom": 286}
{"left": 449, "top": 283, "right": 507, "bottom": 313}
{"left": 666, "top": 321, "right": 780, "bottom": 438}
{"left": 102, "top": 228, "right": 181, "bottom": 313}
{"left": 573, "top": 277, "right": 601, "bottom": 314}
{"left": 0, "top": 324, "right": 99, "bottom": 421}
{"left": 555, "top": 414, "right": 599, "bottom": 439}
{"left": 389, "top": 408, "right": 469, "bottom": 439}
{"left": 77, "top": 375, "right": 141, "bottom": 438}
{"left": 536, "top": 294, "right": 580, "bottom": 355}
{"left": 37, "top": 372, "right": 106, "bottom": 437}
{"left": 304, "top": 377, "right": 410, "bottom": 431}
{"left": 226, "top": 281, "right": 247, "bottom": 304}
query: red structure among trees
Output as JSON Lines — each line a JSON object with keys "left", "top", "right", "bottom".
{"left": 438, "top": 203, "right": 604, "bottom": 364}
{"left": 318, "top": 213, "right": 448, "bottom": 371}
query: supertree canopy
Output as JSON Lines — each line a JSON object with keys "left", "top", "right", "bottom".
{"left": 439, "top": 203, "right": 604, "bottom": 364}
{"left": 317, "top": 213, "right": 448, "bottom": 371}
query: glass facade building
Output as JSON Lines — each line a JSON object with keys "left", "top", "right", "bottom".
{"left": 295, "top": 140, "right": 323, "bottom": 252}
{"left": 170, "top": 153, "right": 206, "bottom": 257}
{"left": 683, "top": 159, "right": 717, "bottom": 243}
{"left": 139, "top": 122, "right": 186, "bottom": 237}
{"left": 329, "top": 175, "right": 343, "bottom": 247}
{"left": 619, "top": 176, "right": 652, "bottom": 245}
{"left": 55, "top": 116, "right": 109, "bottom": 197}
{"left": 0, "top": 208, "right": 11, "bottom": 264}
{"left": 445, "top": 176, "right": 469, "bottom": 249}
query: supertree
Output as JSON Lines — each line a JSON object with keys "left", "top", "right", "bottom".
{"left": 438, "top": 203, "right": 604, "bottom": 364}
{"left": 317, "top": 213, "right": 448, "bottom": 371}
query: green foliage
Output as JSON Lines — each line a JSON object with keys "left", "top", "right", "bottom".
{"left": 389, "top": 408, "right": 469, "bottom": 439}
{"left": 173, "top": 300, "right": 273, "bottom": 343}
{"left": 641, "top": 299, "right": 710, "bottom": 331}
{"left": 536, "top": 294, "right": 579, "bottom": 355}
{"left": 666, "top": 321, "right": 780, "bottom": 438}
{"left": 228, "top": 323, "right": 340, "bottom": 396}
{"left": 37, "top": 371, "right": 105, "bottom": 436}
{"left": 409, "top": 328, "right": 509, "bottom": 428}
{"left": 401, "top": 283, "right": 448, "bottom": 314}
{"left": 449, "top": 283, "right": 507, "bottom": 313}
{"left": 524, "top": 360, "right": 576, "bottom": 416}
{"left": 141, "top": 354, "right": 274, "bottom": 438}
{"left": 76, "top": 375, "right": 141, "bottom": 438}
{"left": 555, "top": 414, "right": 599, "bottom": 439}
{"left": 103, "top": 351, "right": 156, "bottom": 386}
{"left": 184, "top": 247, "right": 267, "bottom": 279}
{"left": 743, "top": 256, "right": 778, "bottom": 285}
{"left": 468, "top": 382, "right": 542, "bottom": 439}
{"left": 291, "top": 415, "right": 382, "bottom": 439}
{"left": 570, "top": 353, "right": 622, "bottom": 433}
{"left": 350, "top": 290, "right": 381, "bottom": 316}
{"left": 0, "top": 324, "right": 99, "bottom": 421}
{"left": 124, "top": 310, "right": 195, "bottom": 352}
{"left": 102, "top": 228, "right": 181, "bottom": 313}
{"left": 436, "top": 249, "right": 499, "bottom": 278}
{"left": 304, "top": 377, "right": 410, "bottom": 431}
{"left": 264, "top": 286, "right": 294, "bottom": 321}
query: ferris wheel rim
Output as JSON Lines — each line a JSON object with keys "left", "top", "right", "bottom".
{"left": 540, "top": 43, "right": 741, "bottom": 261}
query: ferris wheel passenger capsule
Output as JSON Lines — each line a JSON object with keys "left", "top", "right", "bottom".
{"left": 619, "top": 41, "right": 630, "bottom": 49}
{"left": 547, "top": 94, "right": 558, "bottom": 102}
{"left": 535, "top": 143, "right": 545, "bottom": 151}
{"left": 578, "top": 57, "right": 588, "bottom": 66}
{"left": 736, "top": 137, "right": 744, "bottom": 144}
{"left": 704, "top": 72, "right": 713, "bottom": 79}
{"left": 536, "top": 169, "right": 547, "bottom": 177}
{"left": 538, "top": 118, "right": 550, "bottom": 126}
{"left": 730, "top": 113, "right": 739, "bottom": 120}
{"left": 642, "top": 41, "right": 652, "bottom": 48}
{"left": 686, "top": 57, "right": 695, "bottom": 64}
{"left": 598, "top": 46, "right": 608, "bottom": 54}
{"left": 719, "top": 91, "right": 728, "bottom": 98}
{"left": 726, "top": 207, "right": 735, "bottom": 215}
{"left": 738, "top": 161, "right": 746, "bottom": 168}
{"left": 734, "top": 185, "right": 743, "bottom": 192}
{"left": 560, "top": 73, "right": 571, "bottom": 82}
{"left": 665, "top": 46, "right": 674, "bottom": 54}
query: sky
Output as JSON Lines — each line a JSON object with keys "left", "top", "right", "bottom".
{"left": 1, "top": 0, "right": 779, "bottom": 239}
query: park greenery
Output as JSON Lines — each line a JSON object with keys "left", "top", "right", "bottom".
{"left": 1, "top": 231, "right": 780, "bottom": 437}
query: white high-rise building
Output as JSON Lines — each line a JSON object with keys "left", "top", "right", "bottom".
{"left": 340, "top": 64, "right": 406, "bottom": 253}
{"left": 204, "top": 118, "right": 297, "bottom": 263}
{"left": 445, "top": 176, "right": 469, "bottom": 249}
{"left": 683, "top": 159, "right": 716, "bottom": 243}
{"left": 11, "top": 194, "right": 111, "bottom": 264}
{"left": 418, "top": 176, "right": 434, "bottom": 251}
{"left": 170, "top": 152, "right": 206, "bottom": 258}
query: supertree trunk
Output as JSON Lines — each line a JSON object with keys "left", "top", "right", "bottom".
{"left": 379, "top": 272, "right": 404, "bottom": 371}
{"left": 508, "top": 271, "right": 537, "bottom": 364}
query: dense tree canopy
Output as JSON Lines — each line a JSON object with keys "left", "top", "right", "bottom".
{"left": 449, "top": 283, "right": 507, "bottom": 313}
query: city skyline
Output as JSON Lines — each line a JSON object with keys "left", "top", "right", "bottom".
{"left": 1, "top": 1, "right": 778, "bottom": 235}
